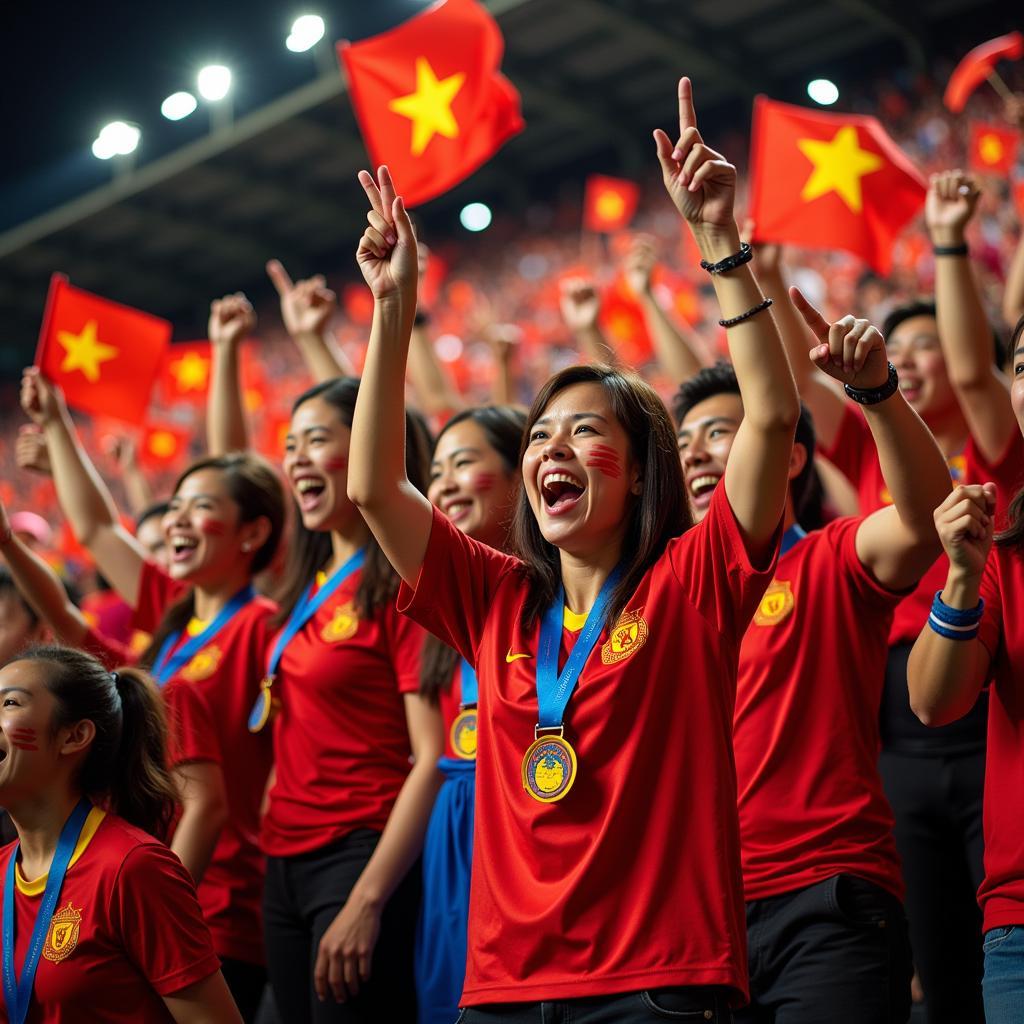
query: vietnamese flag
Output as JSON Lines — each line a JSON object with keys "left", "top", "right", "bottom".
{"left": 944, "top": 32, "right": 1023, "bottom": 113}
{"left": 36, "top": 275, "right": 170, "bottom": 424}
{"left": 339, "top": 0, "right": 524, "bottom": 207}
{"left": 258, "top": 411, "right": 292, "bottom": 459}
{"left": 583, "top": 175, "right": 640, "bottom": 233}
{"left": 140, "top": 422, "right": 191, "bottom": 470}
{"left": 160, "top": 341, "right": 212, "bottom": 405}
{"left": 968, "top": 121, "right": 1020, "bottom": 177}
{"left": 748, "top": 97, "right": 926, "bottom": 274}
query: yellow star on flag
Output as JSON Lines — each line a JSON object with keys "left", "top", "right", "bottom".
{"left": 169, "top": 351, "right": 210, "bottom": 392}
{"left": 148, "top": 431, "right": 177, "bottom": 459}
{"left": 979, "top": 133, "right": 1004, "bottom": 165}
{"left": 56, "top": 320, "right": 118, "bottom": 382}
{"left": 388, "top": 57, "right": 466, "bottom": 156}
{"left": 797, "top": 126, "right": 884, "bottom": 213}
{"left": 596, "top": 191, "right": 625, "bottom": 220}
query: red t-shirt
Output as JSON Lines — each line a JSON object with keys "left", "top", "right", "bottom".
{"left": 80, "top": 628, "right": 136, "bottom": 671}
{"left": 822, "top": 404, "right": 1024, "bottom": 645}
{"left": 261, "top": 568, "right": 426, "bottom": 857}
{"left": 0, "top": 810, "right": 220, "bottom": 1023}
{"left": 398, "top": 487, "right": 779, "bottom": 1004}
{"left": 133, "top": 562, "right": 274, "bottom": 965}
{"left": 735, "top": 517, "right": 905, "bottom": 902}
{"left": 976, "top": 543, "right": 1024, "bottom": 930}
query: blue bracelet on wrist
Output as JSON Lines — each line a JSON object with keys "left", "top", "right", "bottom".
{"left": 928, "top": 590, "right": 984, "bottom": 641}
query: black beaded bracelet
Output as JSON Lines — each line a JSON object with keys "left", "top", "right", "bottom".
{"left": 933, "top": 243, "right": 968, "bottom": 257}
{"left": 700, "top": 242, "right": 753, "bottom": 275}
{"left": 718, "top": 296, "right": 773, "bottom": 328}
{"left": 843, "top": 362, "right": 899, "bottom": 405}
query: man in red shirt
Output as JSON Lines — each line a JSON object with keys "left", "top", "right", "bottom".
{"left": 674, "top": 293, "right": 952, "bottom": 1022}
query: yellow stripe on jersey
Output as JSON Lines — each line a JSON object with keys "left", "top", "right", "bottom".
{"left": 562, "top": 607, "right": 589, "bottom": 632}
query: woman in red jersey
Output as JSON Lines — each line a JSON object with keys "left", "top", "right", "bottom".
{"left": 20, "top": 370, "right": 285, "bottom": 1021}
{"left": 908, "top": 314, "right": 1024, "bottom": 1024}
{"left": 0, "top": 644, "right": 240, "bottom": 1023}
{"left": 347, "top": 78, "right": 798, "bottom": 1022}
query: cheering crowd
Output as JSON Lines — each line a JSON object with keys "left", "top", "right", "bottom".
{"left": 2, "top": 59, "right": 1024, "bottom": 1024}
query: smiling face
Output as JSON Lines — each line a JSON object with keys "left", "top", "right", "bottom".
{"left": 522, "top": 381, "right": 640, "bottom": 557}
{"left": 886, "top": 314, "right": 956, "bottom": 420}
{"left": 428, "top": 419, "right": 519, "bottom": 547}
{"left": 676, "top": 392, "right": 742, "bottom": 522}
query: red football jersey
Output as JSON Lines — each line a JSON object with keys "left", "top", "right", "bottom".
{"left": 822, "top": 404, "right": 1024, "bottom": 644}
{"left": 260, "top": 568, "right": 426, "bottom": 857}
{"left": 132, "top": 561, "right": 274, "bottom": 965}
{"left": 80, "top": 628, "right": 136, "bottom": 671}
{"left": 398, "top": 486, "right": 779, "bottom": 1004}
{"left": 0, "top": 810, "right": 220, "bottom": 1023}
{"left": 735, "top": 517, "right": 905, "bottom": 902}
{"left": 976, "top": 543, "right": 1024, "bottom": 931}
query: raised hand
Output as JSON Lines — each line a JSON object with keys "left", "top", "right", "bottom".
{"left": 934, "top": 483, "right": 996, "bottom": 578}
{"left": 20, "top": 368, "right": 66, "bottom": 428}
{"left": 653, "top": 77, "right": 736, "bottom": 234}
{"left": 266, "top": 261, "right": 337, "bottom": 339}
{"left": 925, "top": 170, "right": 979, "bottom": 246}
{"left": 15, "top": 425, "right": 52, "bottom": 476}
{"left": 789, "top": 287, "right": 889, "bottom": 390}
{"left": 624, "top": 234, "right": 657, "bottom": 297}
{"left": 356, "top": 165, "right": 418, "bottom": 305}
{"left": 559, "top": 277, "right": 601, "bottom": 332}
{"left": 208, "top": 292, "right": 256, "bottom": 348}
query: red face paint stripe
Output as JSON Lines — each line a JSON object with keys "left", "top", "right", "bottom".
{"left": 199, "top": 520, "right": 226, "bottom": 536}
{"left": 10, "top": 741, "right": 39, "bottom": 751}
{"left": 10, "top": 728, "right": 37, "bottom": 739}
{"left": 325, "top": 456, "right": 349, "bottom": 471}
{"left": 473, "top": 473, "right": 497, "bottom": 491}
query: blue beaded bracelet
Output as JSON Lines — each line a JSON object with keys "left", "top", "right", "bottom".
{"left": 928, "top": 590, "right": 984, "bottom": 641}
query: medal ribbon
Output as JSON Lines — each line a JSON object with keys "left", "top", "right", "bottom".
{"left": 151, "top": 583, "right": 256, "bottom": 687}
{"left": 780, "top": 524, "right": 807, "bottom": 557}
{"left": 2, "top": 798, "right": 91, "bottom": 1024}
{"left": 535, "top": 564, "right": 624, "bottom": 729}
{"left": 459, "top": 659, "right": 478, "bottom": 709}
{"left": 264, "top": 548, "right": 366, "bottom": 680}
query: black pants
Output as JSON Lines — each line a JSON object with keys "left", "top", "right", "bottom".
{"left": 220, "top": 957, "right": 267, "bottom": 1023}
{"left": 263, "top": 829, "right": 420, "bottom": 1024}
{"left": 879, "top": 750, "right": 985, "bottom": 1024}
{"left": 459, "top": 987, "right": 734, "bottom": 1023}
{"left": 737, "top": 874, "right": 912, "bottom": 1024}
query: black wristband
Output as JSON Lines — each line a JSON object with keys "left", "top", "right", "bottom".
{"left": 844, "top": 362, "right": 899, "bottom": 405}
{"left": 700, "top": 242, "right": 753, "bottom": 275}
{"left": 413, "top": 310, "right": 431, "bottom": 327}
{"left": 718, "top": 297, "right": 773, "bottom": 328}
{"left": 933, "top": 243, "right": 968, "bottom": 257}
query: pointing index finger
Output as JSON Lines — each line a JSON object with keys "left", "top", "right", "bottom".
{"left": 789, "top": 286, "right": 831, "bottom": 344}
{"left": 678, "top": 77, "right": 697, "bottom": 136}
{"left": 266, "top": 260, "right": 294, "bottom": 297}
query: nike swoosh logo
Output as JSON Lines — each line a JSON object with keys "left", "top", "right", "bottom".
{"left": 506, "top": 649, "right": 532, "bottom": 663}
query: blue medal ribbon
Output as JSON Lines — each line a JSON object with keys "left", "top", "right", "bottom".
{"left": 459, "top": 659, "right": 478, "bottom": 709}
{"left": 151, "top": 583, "right": 256, "bottom": 687}
{"left": 535, "top": 565, "right": 624, "bottom": 730}
{"left": 780, "top": 524, "right": 807, "bottom": 557}
{"left": 3, "top": 798, "right": 91, "bottom": 1024}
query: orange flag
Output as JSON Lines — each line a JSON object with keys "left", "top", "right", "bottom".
{"left": 160, "top": 341, "right": 212, "bottom": 405}
{"left": 748, "top": 97, "right": 926, "bottom": 274}
{"left": 36, "top": 275, "right": 171, "bottom": 425}
{"left": 968, "top": 121, "right": 1020, "bottom": 177}
{"left": 583, "top": 175, "right": 640, "bottom": 233}
{"left": 339, "top": 0, "right": 524, "bottom": 207}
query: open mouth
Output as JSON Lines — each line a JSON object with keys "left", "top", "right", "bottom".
{"left": 294, "top": 476, "right": 327, "bottom": 513}
{"left": 688, "top": 474, "right": 721, "bottom": 508}
{"left": 170, "top": 536, "right": 199, "bottom": 563}
{"left": 541, "top": 471, "right": 586, "bottom": 515}
{"left": 443, "top": 499, "right": 473, "bottom": 523}
{"left": 899, "top": 380, "right": 922, "bottom": 401}
{"left": 0, "top": 749, "right": 7, "bottom": 763}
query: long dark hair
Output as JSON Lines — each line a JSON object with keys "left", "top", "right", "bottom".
{"left": 140, "top": 453, "right": 285, "bottom": 668}
{"left": 20, "top": 644, "right": 177, "bottom": 840}
{"left": 513, "top": 364, "right": 690, "bottom": 632}
{"left": 420, "top": 405, "right": 527, "bottom": 702}
{"left": 995, "top": 316, "right": 1024, "bottom": 551}
{"left": 274, "top": 377, "right": 432, "bottom": 622}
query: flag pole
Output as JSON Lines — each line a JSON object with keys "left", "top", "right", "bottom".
{"left": 987, "top": 70, "right": 1015, "bottom": 103}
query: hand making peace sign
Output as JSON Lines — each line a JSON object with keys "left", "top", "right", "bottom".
{"left": 356, "top": 165, "right": 418, "bottom": 306}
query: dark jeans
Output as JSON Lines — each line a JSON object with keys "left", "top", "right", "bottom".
{"left": 737, "top": 874, "right": 912, "bottom": 1024}
{"left": 220, "top": 957, "right": 267, "bottom": 1024}
{"left": 879, "top": 750, "right": 985, "bottom": 1024}
{"left": 982, "top": 925, "right": 1024, "bottom": 1023}
{"left": 263, "top": 829, "right": 420, "bottom": 1024}
{"left": 459, "top": 988, "right": 734, "bottom": 1023}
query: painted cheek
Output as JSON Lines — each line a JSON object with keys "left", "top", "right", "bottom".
{"left": 325, "top": 456, "right": 348, "bottom": 472}
{"left": 9, "top": 727, "right": 38, "bottom": 751}
{"left": 585, "top": 444, "right": 623, "bottom": 480}
{"left": 199, "top": 520, "right": 227, "bottom": 537}
{"left": 473, "top": 472, "right": 497, "bottom": 493}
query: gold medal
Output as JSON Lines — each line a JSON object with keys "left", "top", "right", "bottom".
{"left": 450, "top": 707, "right": 478, "bottom": 760}
{"left": 248, "top": 676, "right": 280, "bottom": 734}
{"left": 521, "top": 732, "right": 577, "bottom": 803}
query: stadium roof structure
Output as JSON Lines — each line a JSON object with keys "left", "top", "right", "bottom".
{"left": 0, "top": 0, "right": 1010, "bottom": 372}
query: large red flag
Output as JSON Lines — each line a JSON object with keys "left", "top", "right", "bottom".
{"left": 748, "top": 97, "right": 926, "bottom": 274}
{"left": 339, "top": 0, "right": 524, "bottom": 207}
{"left": 36, "top": 275, "right": 171, "bottom": 424}
{"left": 944, "top": 32, "right": 1024, "bottom": 113}
{"left": 160, "top": 341, "right": 212, "bottom": 406}
{"left": 583, "top": 175, "right": 640, "bottom": 233}
{"left": 968, "top": 122, "right": 1020, "bottom": 177}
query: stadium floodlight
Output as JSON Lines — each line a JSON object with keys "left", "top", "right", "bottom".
{"left": 198, "top": 65, "right": 232, "bottom": 101}
{"left": 460, "top": 202, "right": 492, "bottom": 232}
{"left": 286, "top": 14, "right": 326, "bottom": 52}
{"left": 807, "top": 78, "right": 839, "bottom": 106}
{"left": 92, "top": 121, "right": 141, "bottom": 160}
{"left": 161, "top": 91, "right": 198, "bottom": 121}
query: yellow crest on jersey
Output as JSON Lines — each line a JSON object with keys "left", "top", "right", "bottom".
{"left": 601, "top": 608, "right": 649, "bottom": 665}
{"left": 321, "top": 601, "right": 359, "bottom": 643}
{"left": 43, "top": 900, "right": 82, "bottom": 963}
{"left": 181, "top": 645, "right": 223, "bottom": 682}
{"left": 754, "top": 580, "right": 795, "bottom": 626}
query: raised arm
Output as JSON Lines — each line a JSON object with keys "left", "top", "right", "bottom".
{"left": 20, "top": 368, "right": 146, "bottom": 605}
{"left": 790, "top": 291, "right": 948, "bottom": 590}
{"left": 1002, "top": 95, "right": 1024, "bottom": 329}
{"left": 624, "top": 233, "right": 706, "bottom": 382}
{"left": 206, "top": 293, "right": 255, "bottom": 455}
{"left": 907, "top": 483, "right": 996, "bottom": 726}
{"left": 109, "top": 437, "right": 155, "bottom": 516}
{"left": 347, "top": 165, "right": 434, "bottom": 584}
{"left": 559, "top": 277, "right": 618, "bottom": 365}
{"left": 927, "top": 170, "right": 1017, "bottom": 464}
{"left": 655, "top": 77, "right": 799, "bottom": 552}
{"left": 266, "top": 260, "right": 354, "bottom": 383}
